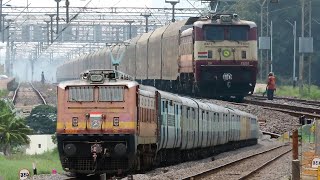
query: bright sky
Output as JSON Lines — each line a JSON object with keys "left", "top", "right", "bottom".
{"left": 5, "top": 0, "right": 204, "bottom": 8}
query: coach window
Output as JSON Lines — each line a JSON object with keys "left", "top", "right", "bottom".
{"left": 186, "top": 107, "right": 189, "bottom": 119}
{"left": 68, "top": 86, "right": 94, "bottom": 102}
{"left": 162, "top": 100, "right": 165, "bottom": 112}
{"left": 192, "top": 108, "right": 195, "bottom": 119}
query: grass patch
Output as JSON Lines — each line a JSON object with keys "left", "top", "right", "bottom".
{"left": 0, "top": 148, "right": 63, "bottom": 180}
{"left": 275, "top": 85, "right": 320, "bottom": 100}
{"left": 254, "top": 85, "right": 320, "bottom": 100}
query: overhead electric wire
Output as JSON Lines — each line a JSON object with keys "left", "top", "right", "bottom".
{"left": 36, "top": 0, "right": 94, "bottom": 60}
{"left": 186, "top": 0, "right": 204, "bottom": 17}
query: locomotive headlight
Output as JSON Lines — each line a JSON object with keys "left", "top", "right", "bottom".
{"left": 64, "top": 144, "right": 77, "bottom": 156}
{"left": 85, "top": 113, "right": 90, "bottom": 119}
{"left": 220, "top": 15, "right": 232, "bottom": 22}
{"left": 90, "top": 74, "right": 104, "bottom": 82}
{"left": 114, "top": 143, "right": 127, "bottom": 157}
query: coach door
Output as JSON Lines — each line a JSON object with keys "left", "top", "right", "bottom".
{"left": 159, "top": 99, "right": 168, "bottom": 150}
{"left": 166, "top": 100, "right": 175, "bottom": 148}
{"left": 173, "top": 103, "right": 181, "bottom": 148}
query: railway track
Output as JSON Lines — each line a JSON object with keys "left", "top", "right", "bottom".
{"left": 250, "top": 94, "right": 320, "bottom": 107}
{"left": 182, "top": 145, "right": 291, "bottom": 180}
{"left": 12, "top": 82, "right": 47, "bottom": 117}
{"left": 243, "top": 96, "right": 320, "bottom": 119}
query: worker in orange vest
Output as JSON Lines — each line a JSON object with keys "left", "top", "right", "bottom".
{"left": 266, "top": 72, "right": 276, "bottom": 100}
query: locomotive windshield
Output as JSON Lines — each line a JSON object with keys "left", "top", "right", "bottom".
{"left": 68, "top": 86, "right": 94, "bottom": 102}
{"left": 203, "top": 25, "right": 249, "bottom": 41}
{"left": 67, "top": 85, "right": 125, "bottom": 102}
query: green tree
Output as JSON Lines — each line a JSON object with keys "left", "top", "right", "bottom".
{"left": 229, "top": 0, "right": 320, "bottom": 85}
{"left": 26, "top": 105, "right": 57, "bottom": 134}
{"left": 0, "top": 90, "right": 9, "bottom": 98}
{"left": 0, "top": 100, "right": 32, "bottom": 156}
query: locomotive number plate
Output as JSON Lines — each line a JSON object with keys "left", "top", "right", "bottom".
{"left": 241, "top": 62, "right": 250, "bottom": 66}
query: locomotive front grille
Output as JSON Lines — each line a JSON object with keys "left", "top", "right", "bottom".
{"left": 62, "top": 157, "right": 129, "bottom": 172}
{"left": 63, "top": 157, "right": 95, "bottom": 172}
{"left": 57, "top": 134, "right": 136, "bottom": 173}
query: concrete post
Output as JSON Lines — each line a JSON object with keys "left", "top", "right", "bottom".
{"left": 292, "top": 130, "right": 300, "bottom": 180}
{"left": 293, "top": 130, "right": 298, "bottom": 160}
{"left": 292, "top": 159, "right": 300, "bottom": 180}
{"left": 316, "top": 119, "right": 320, "bottom": 155}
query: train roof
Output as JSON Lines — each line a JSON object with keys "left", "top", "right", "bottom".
{"left": 57, "top": 79, "right": 138, "bottom": 89}
{"left": 226, "top": 107, "right": 257, "bottom": 119}
{"left": 205, "top": 102, "right": 229, "bottom": 113}
{"left": 192, "top": 99, "right": 210, "bottom": 111}
{"left": 158, "top": 90, "right": 181, "bottom": 103}
{"left": 179, "top": 96, "right": 198, "bottom": 108}
{"left": 139, "top": 84, "right": 158, "bottom": 92}
{"left": 193, "top": 13, "right": 257, "bottom": 28}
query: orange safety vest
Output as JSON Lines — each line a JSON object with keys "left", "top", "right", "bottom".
{"left": 267, "top": 76, "right": 276, "bottom": 90}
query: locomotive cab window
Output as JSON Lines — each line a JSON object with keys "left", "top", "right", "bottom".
{"left": 68, "top": 86, "right": 94, "bottom": 102}
{"left": 203, "top": 25, "right": 249, "bottom": 41}
{"left": 98, "top": 86, "right": 124, "bottom": 102}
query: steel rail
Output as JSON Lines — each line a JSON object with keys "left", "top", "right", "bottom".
{"left": 250, "top": 94, "right": 320, "bottom": 107}
{"left": 238, "top": 148, "right": 292, "bottom": 180}
{"left": 181, "top": 144, "right": 289, "bottom": 180}
{"left": 261, "top": 131, "right": 281, "bottom": 138}
{"left": 12, "top": 82, "right": 20, "bottom": 105}
{"left": 244, "top": 99, "right": 320, "bottom": 114}
{"left": 260, "top": 106, "right": 320, "bottom": 119}
{"left": 29, "top": 82, "right": 47, "bottom": 105}
{"left": 230, "top": 98, "right": 320, "bottom": 119}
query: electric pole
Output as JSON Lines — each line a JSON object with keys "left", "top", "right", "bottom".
{"left": 299, "top": 0, "right": 313, "bottom": 94}
{"left": 55, "top": 0, "right": 61, "bottom": 34}
{"left": 47, "top": 14, "right": 55, "bottom": 43}
{"left": 140, "top": 12, "right": 151, "bottom": 33}
{"left": 125, "top": 20, "right": 134, "bottom": 39}
{"left": 259, "top": 0, "right": 270, "bottom": 81}
{"left": 165, "top": 0, "right": 180, "bottom": 22}
{"left": 65, "top": 0, "right": 69, "bottom": 23}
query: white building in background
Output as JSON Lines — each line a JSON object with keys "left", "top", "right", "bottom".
{"left": 25, "top": 134, "right": 56, "bottom": 155}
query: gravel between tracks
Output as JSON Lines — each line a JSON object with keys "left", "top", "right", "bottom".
{"left": 122, "top": 138, "right": 291, "bottom": 180}
{"left": 249, "top": 151, "right": 292, "bottom": 180}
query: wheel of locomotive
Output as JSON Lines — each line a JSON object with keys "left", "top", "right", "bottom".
{"left": 153, "top": 154, "right": 161, "bottom": 167}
